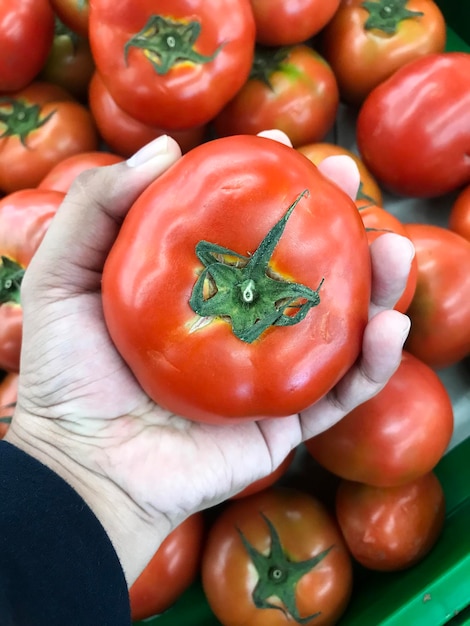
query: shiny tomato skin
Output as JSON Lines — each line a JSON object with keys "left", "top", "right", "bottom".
{"left": 297, "top": 142, "right": 383, "bottom": 207}
{"left": 213, "top": 45, "right": 339, "bottom": 148}
{"left": 88, "top": 72, "right": 206, "bottom": 158}
{"left": 49, "top": 0, "right": 90, "bottom": 38}
{"left": 0, "top": 0, "right": 55, "bottom": 92}
{"left": 305, "top": 351, "right": 454, "bottom": 487}
{"left": 129, "top": 512, "right": 205, "bottom": 622}
{"left": 358, "top": 203, "right": 417, "bottom": 313}
{"left": 89, "top": 0, "right": 256, "bottom": 130}
{"left": 250, "top": 0, "right": 341, "bottom": 46}
{"left": 102, "top": 135, "right": 371, "bottom": 423}
{"left": 38, "top": 151, "right": 123, "bottom": 193}
{"left": 231, "top": 449, "right": 296, "bottom": 500}
{"left": 0, "top": 189, "right": 65, "bottom": 372}
{"left": 202, "top": 487, "right": 353, "bottom": 626}
{"left": 356, "top": 52, "right": 470, "bottom": 198}
{"left": 0, "top": 82, "right": 99, "bottom": 193}
{"left": 448, "top": 184, "right": 470, "bottom": 242}
{"left": 321, "top": 0, "right": 446, "bottom": 106}
{"left": 0, "top": 371, "right": 18, "bottom": 438}
{"left": 404, "top": 223, "right": 470, "bottom": 368}
{"left": 335, "top": 471, "right": 445, "bottom": 571}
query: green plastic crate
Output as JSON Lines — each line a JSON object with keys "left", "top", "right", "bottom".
{"left": 135, "top": 5, "right": 470, "bottom": 624}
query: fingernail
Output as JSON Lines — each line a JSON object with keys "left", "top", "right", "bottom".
{"left": 126, "top": 135, "right": 169, "bottom": 167}
{"left": 401, "top": 315, "right": 411, "bottom": 344}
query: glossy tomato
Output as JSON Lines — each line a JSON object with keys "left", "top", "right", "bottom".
{"left": 321, "top": 0, "right": 446, "bottom": 106}
{"left": 129, "top": 512, "right": 205, "bottom": 622}
{"left": 102, "top": 135, "right": 371, "bottom": 423}
{"left": 39, "top": 18, "right": 95, "bottom": 102}
{"left": 49, "top": 0, "right": 90, "bottom": 38}
{"left": 0, "top": 82, "right": 98, "bottom": 193}
{"left": 297, "top": 142, "right": 383, "bottom": 207}
{"left": 335, "top": 471, "right": 445, "bottom": 571}
{"left": 88, "top": 72, "right": 206, "bottom": 157}
{"left": 0, "top": 189, "right": 65, "bottom": 372}
{"left": 202, "top": 487, "right": 353, "bottom": 626}
{"left": 0, "top": 0, "right": 55, "bottom": 92}
{"left": 250, "top": 0, "right": 341, "bottom": 46}
{"left": 231, "top": 449, "right": 296, "bottom": 500}
{"left": 89, "top": 0, "right": 256, "bottom": 129}
{"left": 356, "top": 52, "right": 470, "bottom": 197}
{"left": 305, "top": 351, "right": 454, "bottom": 487}
{"left": 0, "top": 371, "right": 18, "bottom": 438}
{"left": 358, "top": 202, "right": 417, "bottom": 313}
{"left": 448, "top": 184, "right": 470, "bottom": 242}
{"left": 38, "top": 151, "right": 123, "bottom": 193}
{"left": 213, "top": 45, "right": 339, "bottom": 148}
{"left": 404, "top": 223, "right": 470, "bottom": 368}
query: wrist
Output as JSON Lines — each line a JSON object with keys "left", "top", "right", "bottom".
{"left": 5, "top": 414, "right": 171, "bottom": 585}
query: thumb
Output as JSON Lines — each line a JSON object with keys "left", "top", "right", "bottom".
{"left": 25, "top": 135, "right": 182, "bottom": 296}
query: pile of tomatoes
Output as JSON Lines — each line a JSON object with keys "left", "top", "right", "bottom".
{"left": 1, "top": 0, "right": 470, "bottom": 624}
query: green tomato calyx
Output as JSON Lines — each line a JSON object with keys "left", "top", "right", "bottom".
{"left": 0, "top": 98, "right": 54, "bottom": 146}
{"left": 0, "top": 256, "right": 25, "bottom": 306}
{"left": 189, "top": 190, "right": 324, "bottom": 343}
{"left": 238, "top": 512, "right": 334, "bottom": 624}
{"left": 124, "top": 15, "right": 224, "bottom": 75}
{"left": 362, "top": 0, "right": 424, "bottom": 34}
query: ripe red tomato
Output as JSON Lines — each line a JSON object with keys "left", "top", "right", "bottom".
{"left": 297, "top": 143, "right": 383, "bottom": 207}
{"left": 49, "top": 0, "right": 90, "bottom": 38}
{"left": 320, "top": 0, "right": 446, "bottom": 106}
{"left": 37, "top": 151, "right": 123, "bottom": 193}
{"left": 358, "top": 202, "right": 417, "bottom": 313}
{"left": 0, "top": 82, "right": 99, "bottom": 193}
{"left": 0, "top": 189, "right": 65, "bottom": 372}
{"left": 249, "top": 0, "right": 341, "bottom": 46}
{"left": 129, "top": 512, "right": 205, "bottom": 622}
{"left": 0, "top": 0, "right": 55, "bottom": 92}
{"left": 404, "top": 223, "right": 470, "bottom": 368}
{"left": 39, "top": 19, "right": 95, "bottom": 102}
{"left": 102, "top": 135, "right": 371, "bottom": 423}
{"left": 231, "top": 449, "right": 296, "bottom": 500}
{"left": 356, "top": 52, "right": 470, "bottom": 197}
{"left": 213, "top": 45, "right": 339, "bottom": 148}
{"left": 305, "top": 351, "right": 454, "bottom": 487}
{"left": 0, "top": 371, "right": 18, "bottom": 438}
{"left": 89, "top": 0, "right": 256, "bottom": 130}
{"left": 202, "top": 487, "right": 353, "bottom": 626}
{"left": 335, "top": 471, "right": 445, "bottom": 571}
{"left": 88, "top": 72, "right": 206, "bottom": 158}
{"left": 448, "top": 184, "right": 470, "bottom": 242}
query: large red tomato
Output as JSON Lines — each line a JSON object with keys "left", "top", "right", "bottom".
{"left": 335, "top": 471, "right": 445, "bottom": 571}
{"left": 213, "top": 45, "right": 339, "bottom": 148}
{"left": 448, "top": 184, "right": 470, "bottom": 242}
{"left": 129, "top": 512, "right": 205, "bottom": 622}
{"left": 305, "top": 351, "right": 454, "bottom": 487}
{"left": 0, "top": 189, "right": 65, "bottom": 372}
{"left": 89, "top": 0, "right": 256, "bottom": 129}
{"left": 320, "top": 0, "right": 446, "bottom": 106}
{"left": 404, "top": 223, "right": 470, "bottom": 368}
{"left": 0, "top": 0, "right": 55, "bottom": 92}
{"left": 0, "top": 82, "right": 99, "bottom": 193}
{"left": 88, "top": 72, "right": 206, "bottom": 158}
{"left": 0, "top": 371, "right": 18, "bottom": 438}
{"left": 102, "top": 135, "right": 371, "bottom": 423}
{"left": 356, "top": 52, "right": 470, "bottom": 197}
{"left": 202, "top": 487, "right": 353, "bottom": 626}
{"left": 249, "top": 0, "right": 341, "bottom": 46}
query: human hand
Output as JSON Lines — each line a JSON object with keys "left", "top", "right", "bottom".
{"left": 5, "top": 132, "right": 413, "bottom": 584}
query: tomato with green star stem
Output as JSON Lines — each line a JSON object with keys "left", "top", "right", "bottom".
{"left": 102, "top": 135, "right": 371, "bottom": 423}
{"left": 320, "top": 0, "right": 446, "bottom": 106}
{"left": 88, "top": 0, "right": 256, "bottom": 130}
{"left": 201, "top": 486, "right": 353, "bottom": 626}
{"left": 0, "top": 82, "right": 99, "bottom": 193}
{"left": 0, "top": 189, "right": 65, "bottom": 372}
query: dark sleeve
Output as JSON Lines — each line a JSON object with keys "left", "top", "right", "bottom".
{"left": 0, "top": 441, "right": 131, "bottom": 626}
